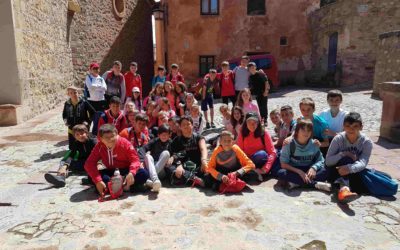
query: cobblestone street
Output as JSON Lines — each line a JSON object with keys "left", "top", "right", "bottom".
{"left": 0, "top": 87, "right": 399, "bottom": 250}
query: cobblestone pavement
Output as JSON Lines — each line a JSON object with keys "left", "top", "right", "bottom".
{"left": 0, "top": 87, "right": 399, "bottom": 250}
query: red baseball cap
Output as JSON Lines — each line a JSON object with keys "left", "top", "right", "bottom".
{"left": 90, "top": 62, "right": 100, "bottom": 69}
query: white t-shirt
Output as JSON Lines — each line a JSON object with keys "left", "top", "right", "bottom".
{"left": 85, "top": 74, "right": 107, "bottom": 101}
{"left": 319, "top": 108, "right": 348, "bottom": 134}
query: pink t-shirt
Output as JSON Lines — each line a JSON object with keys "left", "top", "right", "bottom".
{"left": 242, "top": 102, "right": 260, "bottom": 119}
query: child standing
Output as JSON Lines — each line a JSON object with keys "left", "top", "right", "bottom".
{"left": 219, "top": 61, "right": 236, "bottom": 106}
{"left": 325, "top": 112, "right": 373, "bottom": 203}
{"left": 166, "top": 63, "right": 185, "bottom": 86}
{"left": 201, "top": 69, "right": 218, "bottom": 129}
{"left": 63, "top": 86, "right": 94, "bottom": 149}
{"left": 277, "top": 119, "right": 330, "bottom": 191}
{"left": 45, "top": 125, "right": 97, "bottom": 187}
{"left": 152, "top": 65, "right": 166, "bottom": 88}
{"left": 236, "top": 88, "right": 261, "bottom": 119}
{"left": 191, "top": 104, "right": 205, "bottom": 134}
{"left": 124, "top": 62, "right": 142, "bottom": 100}
{"left": 140, "top": 124, "right": 172, "bottom": 192}
{"left": 248, "top": 62, "right": 270, "bottom": 126}
{"left": 206, "top": 131, "right": 255, "bottom": 190}
{"left": 319, "top": 90, "right": 348, "bottom": 138}
{"left": 103, "top": 60, "right": 126, "bottom": 105}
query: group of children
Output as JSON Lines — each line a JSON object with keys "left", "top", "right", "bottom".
{"left": 45, "top": 59, "right": 397, "bottom": 203}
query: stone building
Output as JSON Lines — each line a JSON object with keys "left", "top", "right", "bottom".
{"left": 0, "top": 0, "right": 154, "bottom": 126}
{"left": 155, "top": 0, "right": 320, "bottom": 84}
{"left": 309, "top": 0, "right": 400, "bottom": 86}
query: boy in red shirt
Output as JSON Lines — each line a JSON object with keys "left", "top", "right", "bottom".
{"left": 124, "top": 62, "right": 143, "bottom": 100}
{"left": 84, "top": 124, "right": 149, "bottom": 194}
{"left": 219, "top": 61, "right": 236, "bottom": 106}
{"left": 166, "top": 63, "right": 184, "bottom": 86}
{"left": 98, "top": 96, "right": 128, "bottom": 134}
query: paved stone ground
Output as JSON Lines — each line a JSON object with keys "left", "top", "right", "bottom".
{"left": 0, "top": 87, "right": 399, "bottom": 250}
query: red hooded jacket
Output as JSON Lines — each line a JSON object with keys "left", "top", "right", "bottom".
{"left": 84, "top": 136, "right": 140, "bottom": 183}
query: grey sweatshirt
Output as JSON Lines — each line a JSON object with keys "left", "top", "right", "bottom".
{"left": 325, "top": 132, "right": 373, "bottom": 173}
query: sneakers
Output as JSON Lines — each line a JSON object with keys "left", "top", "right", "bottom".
{"left": 211, "top": 122, "right": 216, "bottom": 128}
{"left": 145, "top": 179, "right": 154, "bottom": 189}
{"left": 338, "top": 186, "right": 358, "bottom": 203}
{"left": 152, "top": 180, "right": 162, "bottom": 192}
{"left": 44, "top": 173, "right": 66, "bottom": 187}
{"left": 206, "top": 122, "right": 211, "bottom": 129}
{"left": 315, "top": 182, "right": 332, "bottom": 192}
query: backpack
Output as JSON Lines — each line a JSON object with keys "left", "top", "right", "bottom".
{"left": 361, "top": 169, "right": 398, "bottom": 197}
{"left": 219, "top": 172, "right": 247, "bottom": 194}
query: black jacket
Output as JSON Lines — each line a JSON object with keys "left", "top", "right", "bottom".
{"left": 139, "top": 138, "right": 171, "bottom": 162}
{"left": 62, "top": 97, "right": 95, "bottom": 129}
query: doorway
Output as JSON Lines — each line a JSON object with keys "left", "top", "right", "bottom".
{"left": 327, "top": 32, "right": 338, "bottom": 72}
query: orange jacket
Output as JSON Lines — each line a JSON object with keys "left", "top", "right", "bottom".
{"left": 207, "top": 144, "right": 255, "bottom": 181}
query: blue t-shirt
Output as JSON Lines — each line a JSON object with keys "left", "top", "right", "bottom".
{"left": 311, "top": 114, "right": 329, "bottom": 141}
{"left": 152, "top": 75, "right": 166, "bottom": 87}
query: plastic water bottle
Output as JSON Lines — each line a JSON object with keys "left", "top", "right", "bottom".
{"left": 110, "top": 168, "right": 123, "bottom": 195}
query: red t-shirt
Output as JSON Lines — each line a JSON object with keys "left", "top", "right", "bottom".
{"left": 218, "top": 71, "right": 235, "bottom": 97}
{"left": 166, "top": 73, "right": 184, "bottom": 86}
{"left": 124, "top": 72, "right": 142, "bottom": 98}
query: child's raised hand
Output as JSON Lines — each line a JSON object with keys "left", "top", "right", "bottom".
{"left": 222, "top": 175, "right": 229, "bottom": 184}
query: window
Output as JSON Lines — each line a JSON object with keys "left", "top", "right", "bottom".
{"left": 254, "top": 58, "right": 272, "bottom": 69}
{"left": 247, "top": 0, "right": 265, "bottom": 15}
{"left": 280, "top": 36, "right": 288, "bottom": 46}
{"left": 201, "top": 0, "right": 219, "bottom": 15}
{"left": 320, "top": 0, "right": 336, "bottom": 8}
{"left": 199, "top": 56, "right": 215, "bottom": 76}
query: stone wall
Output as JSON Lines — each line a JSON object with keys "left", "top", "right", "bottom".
{"left": 70, "top": 0, "right": 154, "bottom": 95}
{"left": 373, "top": 31, "right": 400, "bottom": 95}
{"left": 11, "top": 0, "right": 75, "bottom": 122}
{"left": 309, "top": 0, "right": 400, "bottom": 86}
{"left": 164, "top": 0, "right": 320, "bottom": 84}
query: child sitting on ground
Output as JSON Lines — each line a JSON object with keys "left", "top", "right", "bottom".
{"left": 45, "top": 124, "right": 97, "bottom": 187}
{"left": 277, "top": 119, "right": 330, "bottom": 191}
{"left": 168, "top": 117, "right": 181, "bottom": 139}
{"left": 84, "top": 124, "right": 149, "bottom": 194}
{"left": 206, "top": 131, "right": 255, "bottom": 191}
{"left": 119, "top": 113, "right": 149, "bottom": 150}
{"left": 139, "top": 124, "right": 172, "bottom": 192}
{"left": 231, "top": 106, "right": 245, "bottom": 139}
{"left": 191, "top": 104, "right": 205, "bottom": 134}
{"left": 98, "top": 96, "right": 128, "bottom": 134}
{"left": 275, "top": 105, "right": 297, "bottom": 149}
{"left": 219, "top": 104, "right": 234, "bottom": 134}
{"left": 299, "top": 97, "right": 329, "bottom": 155}
{"left": 319, "top": 90, "right": 348, "bottom": 139}
{"left": 236, "top": 88, "right": 260, "bottom": 119}
{"left": 325, "top": 112, "right": 373, "bottom": 203}
{"left": 269, "top": 108, "right": 283, "bottom": 141}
